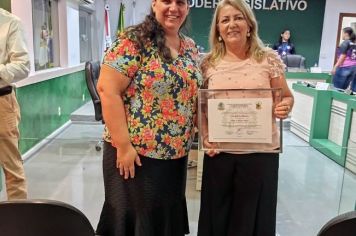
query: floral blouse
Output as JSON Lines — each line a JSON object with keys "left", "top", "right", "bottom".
{"left": 102, "top": 34, "right": 203, "bottom": 160}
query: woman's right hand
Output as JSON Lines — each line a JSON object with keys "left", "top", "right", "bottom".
{"left": 331, "top": 67, "right": 337, "bottom": 75}
{"left": 116, "top": 144, "right": 142, "bottom": 179}
{"left": 203, "top": 136, "right": 220, "bottom": 157}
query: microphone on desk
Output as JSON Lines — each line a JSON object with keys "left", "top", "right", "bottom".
{"left": 298, "top": 80, "right": 355, "bottom": 95}
{"left": 301, "top": 81, "right": 316, "bottom": 88}
{"left": 332, "top": 87, "right": 354, "bottom": 95}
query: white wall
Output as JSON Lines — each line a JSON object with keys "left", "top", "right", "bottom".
{"left": 10, "top": 0, "right": 85, "bottom": 88}
{"left": 12, "top": 0, "right": 147, "bottom": 69}
{"left": 94, "top": 0, "right": 151, "bottom": 60}
{"left": 319, "top": 0, "right": 356, "bottom": 71}
{"left": 11, "top": 0, "right": 35, "bottom": 74}
{"left": 133, "top": 0, "right": 151, "bottom": 24}
{"left": 67, "top": 1, "right": 80, "bottom": 66}
{"left": 11, "top": 0, "right": 82, "bottom": 71}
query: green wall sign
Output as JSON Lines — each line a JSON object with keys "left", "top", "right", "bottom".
{"left": 190, "top": 0, "right": 309, "bottom": 11}
{"left": 188, "top": 0, "right": 326, "bottom": 68}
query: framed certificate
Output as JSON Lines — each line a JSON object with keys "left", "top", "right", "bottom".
{"left": 198, "top": 88, "right": 283, "bottom": 153}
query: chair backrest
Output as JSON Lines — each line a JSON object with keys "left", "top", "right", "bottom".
{"left": 317, "top": 211, "right": 356, "bottom": 236}
{"left": 0, "top": 199, "right": 96, "bottom": 236}
{"left": 85, "top": 61, "right": 102, "bottom": 121}
{"left": 284, "top": 54, "right": 306, "bottom": 69}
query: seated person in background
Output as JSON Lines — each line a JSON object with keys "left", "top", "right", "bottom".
{"left": 332, "top": 27, "right": 356, "bottom": 92}
{"left": 273, "top": 29, "right": 295, "bottom": 57}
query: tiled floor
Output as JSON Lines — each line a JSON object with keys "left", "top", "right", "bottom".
{"left": 1, "top": 122, "right": 355, "bottom": 236}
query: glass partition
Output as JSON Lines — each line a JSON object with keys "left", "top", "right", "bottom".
{"left": 32, "top": 0, "right": 59, "bottom": 71}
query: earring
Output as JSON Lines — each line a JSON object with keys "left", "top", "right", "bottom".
{"left": 247, "top": 31, "right": 251, "bottom": 37}
{"left": 218, "top": 36, "right": 222, "bottom": 42}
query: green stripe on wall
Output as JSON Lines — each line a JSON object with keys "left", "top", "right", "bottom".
{"left": 16, "top": 71, "right": 90, "bottom": 154}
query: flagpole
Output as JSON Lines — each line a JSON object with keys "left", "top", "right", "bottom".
{"left": 104, "top": 1, "right": 112, "bottom": 50}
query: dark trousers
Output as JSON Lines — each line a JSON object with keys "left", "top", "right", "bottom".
{"left": 198, "top": 152, "right": 279, "bottom": 236}
{"left": 333, "top": 66, "right": 356, "bottom": 91}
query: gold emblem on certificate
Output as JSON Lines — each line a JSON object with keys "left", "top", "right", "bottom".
{"left": 198, "top": 88, "right": 283, "bottom": 153}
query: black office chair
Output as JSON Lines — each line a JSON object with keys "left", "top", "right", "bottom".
{"left": 317, "top": 210, "right": 356, "bottom": 236}
{"left": 282, "top": 54, "right": 306, "bottom": 71}
{"left": 0, "top": 199, "right": 96, "bottom": 236}
{"left": 85, "top": 61, "right": 103, "bottom": 151}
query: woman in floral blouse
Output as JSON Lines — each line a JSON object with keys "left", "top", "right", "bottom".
{"left": 96, "top": 0, "right": 202, "bottom": 236}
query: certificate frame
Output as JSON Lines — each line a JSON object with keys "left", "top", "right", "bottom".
{"left": 198, "top": 88, "right": 283, "bottom": 153}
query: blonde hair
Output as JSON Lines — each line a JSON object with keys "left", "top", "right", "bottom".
{"left": 202, "top": 0, "right": 268, "bottom": 72}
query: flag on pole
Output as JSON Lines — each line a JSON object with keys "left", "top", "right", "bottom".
{"left": 104, "top": 3, "right": 112, "bottom": 51}
{"left": 117, "top": 3, "right": 125, "bottom": 36}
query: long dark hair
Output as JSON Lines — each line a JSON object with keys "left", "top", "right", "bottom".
{"left": 350, "top": 33, "right": 356, "bottom": 43}
{"left": 343, "top": 27, "right": 354, "bottom": 37}
{"left": 278, "top": 29, "right": 291, "bottom": 44}
{"left": 125, "top": 6, "right": 189, "bottom": 63}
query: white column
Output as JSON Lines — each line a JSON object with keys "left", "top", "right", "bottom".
{"left": 11, "top": 0, "right": 35, "bottom": 75}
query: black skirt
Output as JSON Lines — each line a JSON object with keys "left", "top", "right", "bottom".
{"left": 198, "top": 152, "right": 279, "bottom": 236}
{"left": 96, "top": 142, "right": 189, "bottom": 236}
